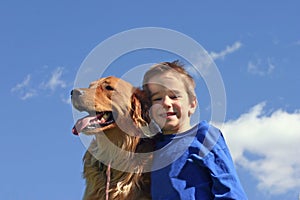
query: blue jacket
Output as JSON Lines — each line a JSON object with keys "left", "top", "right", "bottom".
{"left": 151, "top": 121, "right": 248, "bottom": 200}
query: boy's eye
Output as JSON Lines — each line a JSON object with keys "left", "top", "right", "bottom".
{"left": 151, "top": 97, "right": 162, "bottom": 102}
{"left": 169, "top": 93, "right": 181, "bottom": 99}
{"left": 170, "top": 95, "right": 179, "bottom": 99}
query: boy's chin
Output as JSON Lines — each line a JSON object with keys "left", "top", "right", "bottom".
{"left": 161, "top": 124, "right": 179, "bottom": 134}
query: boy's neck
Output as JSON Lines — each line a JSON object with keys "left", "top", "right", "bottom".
{"left": 162, "top": 124, "right": 192, "bottom": 135}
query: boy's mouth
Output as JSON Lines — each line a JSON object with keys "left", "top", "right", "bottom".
{"left": 160, "top": 112, "right": 177, "bottom": 117}
{"left": 167, "top": 112, "right": 176, "bottom": 116}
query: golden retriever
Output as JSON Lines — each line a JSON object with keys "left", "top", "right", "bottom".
{"left": 71, "top": 76, "right": 153, "bottom": 200}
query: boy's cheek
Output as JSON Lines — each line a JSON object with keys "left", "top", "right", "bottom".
{"left": 150, "top": 104, "right": 163, "bottom": 116}
{"left": 150, "top": 104, "right": 166, "bottom": 126}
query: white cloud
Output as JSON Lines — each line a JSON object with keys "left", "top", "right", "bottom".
{"left": 222, "top": 102, "right": 300, "bottom": 195}
{"left": 61, "top": 94, "right": 72, "bottom": 104}
{"left": 294, "top": 40, "right": 300, "bottom": 45}
{"left": 41, "top": 67, "right": 67, "bottom": 91}
{"left": 247, "top": 57, "right": 275, "bottom": 76}
{"left": 186, "top": 41, "right": 242, "bottom": 78}
{"left": 11, "top": 74, "right": 37, "bottom": 100}
{"left": 20, "top": 90, "right": 37, "bottom": 100}
{"left": 209, "top": 41, "right": 242, "bottom": 60}
{"left": 11, "top": 74, "right": 31, "bottom": 92}
{"left": 11, "top": 66, "right": 70, "bottom": 101}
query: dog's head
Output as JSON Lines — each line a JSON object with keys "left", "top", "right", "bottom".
{"left": 71, "top": 76, "right": 150, "bottom": 136}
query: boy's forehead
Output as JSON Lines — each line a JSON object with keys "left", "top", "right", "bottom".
{"left": 147, "top": 71, "right": 181, "bottom": 84}
{"left": 148, "top": 74, "right": 185, "bottom": 92}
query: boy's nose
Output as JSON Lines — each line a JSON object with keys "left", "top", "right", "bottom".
{"left": 162, "top": 96, "right": 172, "bottom": 108}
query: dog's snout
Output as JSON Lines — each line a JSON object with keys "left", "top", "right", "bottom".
{"left": 71, "top": 89, "right": 84, "bottom": 97}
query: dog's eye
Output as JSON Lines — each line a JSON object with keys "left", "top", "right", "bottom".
{"left": 105, "top": 85, "right": 114, "bottom": 91}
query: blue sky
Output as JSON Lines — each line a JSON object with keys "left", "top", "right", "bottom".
{"left": 1, "top": 1, "right": 300, "bottom": 199}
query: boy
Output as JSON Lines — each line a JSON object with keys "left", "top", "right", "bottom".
{"left": 143, "top": 61, "right": 247, "bottom": 200}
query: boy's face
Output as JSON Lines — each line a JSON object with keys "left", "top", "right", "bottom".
{"left": 147, "top": 72, "right": 197, "bottom": 134}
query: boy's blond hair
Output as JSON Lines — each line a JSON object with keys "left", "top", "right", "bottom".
{"left": 142, "top": 60, "right": 196, "bottom": 100}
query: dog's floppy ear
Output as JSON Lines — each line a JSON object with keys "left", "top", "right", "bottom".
{"left": 131, "top": 88, "right": 161, "bottom": 137}
{"left": 130, "top": 88, "right": 150, "bottom": 127}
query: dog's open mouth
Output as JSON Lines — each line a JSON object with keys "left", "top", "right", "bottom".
{"left": 72, "top": 111, "right": 114, "bottom": 135}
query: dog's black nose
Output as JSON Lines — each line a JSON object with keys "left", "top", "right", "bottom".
{"left": 71, "top": 89, "right": 84, "bottom": 96}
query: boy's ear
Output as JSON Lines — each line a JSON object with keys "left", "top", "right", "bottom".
{"left": 188, "top": 96, "right": 197, "bottom": 117}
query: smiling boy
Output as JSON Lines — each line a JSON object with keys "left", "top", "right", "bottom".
{"left": 147, "top": 71, "right": 197, "bottom": 135}
{"left": 143, "top": 61, "right": 247, "bottom": 200}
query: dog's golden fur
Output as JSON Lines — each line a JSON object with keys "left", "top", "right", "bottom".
{"left": 71, "top": 76, "right": 153, "bottom": 200}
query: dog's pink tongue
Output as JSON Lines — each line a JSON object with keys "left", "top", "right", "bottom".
{"left": 72, "top": 116, "right": 97, "bottom": 135}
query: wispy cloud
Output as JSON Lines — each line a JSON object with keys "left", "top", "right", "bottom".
{"left": 61, "top": 94, "right": 72, "bottom": 105}
{"left": 19, "top": 90, "right": 37, "bottom": 100}
{"left": 40, "top": 67, "right": 67, "bottom": 91}
{"left": 11, "top": 74, "right": 31, "bottom": 92}
{"left": 222, "top": 102, "right": 300, "bottom": 195}
{"left": 11, "top": 67, "right": 70, "bottom": 102}
{"left": 186, "top": 41, "right": 243, "bottom": 78}
{"left": 11, "top": 74, "right": 37, "bottom": 100}
{"left": 294, "top": 40, "right": 300, "bottom": 46}
{"left": 209, "top": 41, "right": 242, "bottom": 60}
{"left": 247, "top": 57, "right": 275, "bottom": 76}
